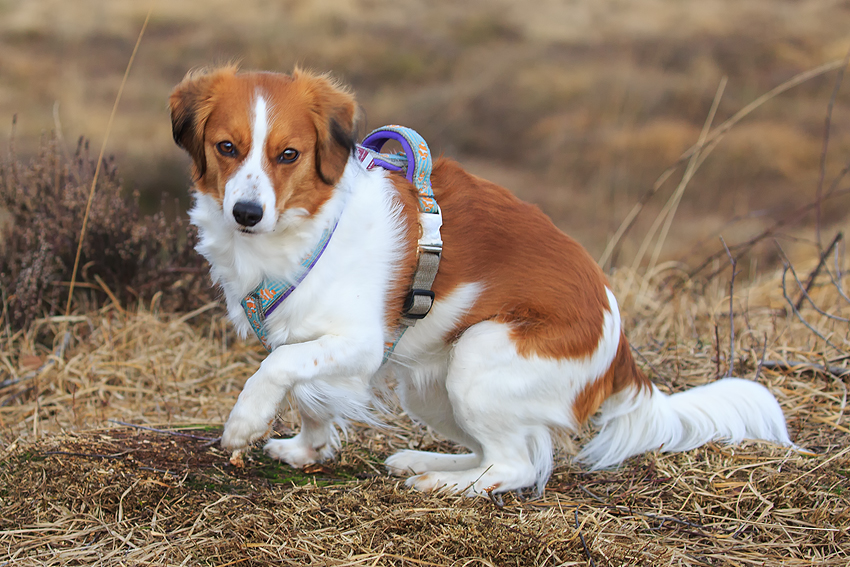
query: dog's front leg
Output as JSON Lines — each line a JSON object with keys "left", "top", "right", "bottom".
{"left": 220, "top": 334, "right": 381, "bottom": 453}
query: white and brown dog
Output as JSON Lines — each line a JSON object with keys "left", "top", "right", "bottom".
{"left": 169, "top": 67, "right": 792, "bottom": 495}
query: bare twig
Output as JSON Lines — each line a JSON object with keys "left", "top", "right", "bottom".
{"left": 783, "top": 249, "right": 850, "bottom": 323}
{"left": 754, "top": 334, "right": 768, "bottom": 382}
{"left": 108, "top": 420, "right": 219, "bottom": 442}
{"left": 629, "top": 343, "right": 669, "bottom": 386}
{"left": 572, "top": 488, "right": 710, "bottom": 533}
{"left": 831, "top": 242, "right": 850, "bottom": 303}
{"left": 575, "top": 508, "right": 597, "bottom": 567}
{"left": 688, "top": 173, "right": 850, "bottom": 282}
{"left": 720, "top": 236, "right": 737, "bottom": 377}
{"left": 777, "top": 245, "right": 842, "bottom": 351}
{"left": 43, "top": 450, "right": 135, "bottom": 460}
{"left": 714, "top": 324, "right": 721, "bottom": 378}
{"left": 794, "top": 232, "right": 843, "bottom": 311}
{"left": 816, "top": 48, "right": 850, "bottom": 247}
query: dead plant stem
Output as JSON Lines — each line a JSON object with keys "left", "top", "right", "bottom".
{"left": 721, "top": 235, "right": 738, "bottom": 377}
{"left": 816, "top": 48, "right": 850, "bottom": 247}
{"left": 600, "top": 58, "right": 848, "bottom": 268}
{"left": 63, "top": 10, "right": 151, "bottom": 319}
{"left": 794, "top": 232, "right": 843, "bottom": 311}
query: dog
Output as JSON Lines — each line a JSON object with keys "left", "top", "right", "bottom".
{"left": 169, "top": 66, "right": 792, "bottom": 495}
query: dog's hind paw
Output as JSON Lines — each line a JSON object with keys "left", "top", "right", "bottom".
{"left": 386, "top": 450, "right": 481, "bottom": 476}
{"left": 405, "top": 463, "right": 538, "bottom": 496}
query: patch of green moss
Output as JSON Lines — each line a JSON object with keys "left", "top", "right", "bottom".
{"left": 252, "top": 455, "right": 356, "bottom": 487}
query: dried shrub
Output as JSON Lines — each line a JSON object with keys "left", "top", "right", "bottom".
{"left": 0, "top": 133, "right": 211, "bottom": 329}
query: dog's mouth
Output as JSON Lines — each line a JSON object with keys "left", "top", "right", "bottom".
{"left": 237, "top": 227, "right": 256, "bottom": 235}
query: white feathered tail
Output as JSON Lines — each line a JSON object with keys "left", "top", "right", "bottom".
{"left": 578, "top": 377, "right": 793, "bottom": 469}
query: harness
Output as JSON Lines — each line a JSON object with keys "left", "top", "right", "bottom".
{"left": 242, "top": 125, "right": 442, "bottom": 362}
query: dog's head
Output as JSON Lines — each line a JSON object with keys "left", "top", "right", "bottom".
{"left": 169, "top": 66, "right": 357, "bottom": 234}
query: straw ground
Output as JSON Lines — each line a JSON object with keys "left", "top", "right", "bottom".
{"left": 1, "top": 262, "right": 848, "bottom": 566}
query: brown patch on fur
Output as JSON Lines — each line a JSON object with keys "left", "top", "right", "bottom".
{"left": 423, "top": 158, "right": 609, "bottom": 360}
{"left": 571, "top": 333, "right": 651, "bottom": 425}
{"left": 169, "top": 67, "right": 357, "bottom": 217}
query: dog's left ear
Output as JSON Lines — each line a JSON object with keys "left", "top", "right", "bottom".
{"left": 294, "top": 68, "right": 358, "bottom": 187}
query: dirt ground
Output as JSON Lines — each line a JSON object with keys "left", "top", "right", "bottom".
{"left": 2, "top": 420, "right": 847, "bottom": 565}
{"left": 2, "top": 267, "right": 849, "bottom": 566}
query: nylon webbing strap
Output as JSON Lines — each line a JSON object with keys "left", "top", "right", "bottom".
{"left": 242, "top": 219, "right": 339, "bottom": 352}
{"left": 358, "top": 126, "right": 443, "bottom": 365}
{"left": 359, "top": 126, "right": 438, "bottom": 214}
{"left": 400, "top": 244, "right": 440, "bottom": 325}
{"left": 358, "top": 126, "right": 442, "bottom": 323}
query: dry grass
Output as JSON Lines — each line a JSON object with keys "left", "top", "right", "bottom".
{"left": 1, "top": 266, "right": 848, "bottom": 566}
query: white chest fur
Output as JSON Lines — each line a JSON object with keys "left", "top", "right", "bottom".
{"left": 191, "top": 158, "right": 411, "bottom": 351}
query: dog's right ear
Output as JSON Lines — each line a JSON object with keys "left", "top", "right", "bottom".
{"left": 169, "top": 66, "right": 237, "bottom": 179}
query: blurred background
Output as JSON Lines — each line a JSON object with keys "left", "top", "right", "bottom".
{"left": 2, "top": 0, "right": 849, "bottom": 272}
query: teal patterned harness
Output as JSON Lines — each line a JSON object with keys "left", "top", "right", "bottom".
{"left": 240, "top": 220, "right": 339, "bottom": 351}
{"left": 242, "top": 125, "right": 441, "bottom": 362}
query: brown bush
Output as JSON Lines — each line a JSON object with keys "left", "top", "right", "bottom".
{"left": 0, "top": 133, "right": 211, "bottom": 330}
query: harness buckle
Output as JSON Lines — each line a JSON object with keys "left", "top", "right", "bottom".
{"left": 402, "top": 289, "right": 436, "bottom": 319}
{"left": 419, "top": 243, "right": 443, "bottom": 255}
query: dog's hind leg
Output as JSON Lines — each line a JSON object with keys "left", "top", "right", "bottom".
{"left": 386, "top": 375, "right": 482, "bottom": 475}
{"left": 403, "top": 320, "right": 592, "bottom": 496}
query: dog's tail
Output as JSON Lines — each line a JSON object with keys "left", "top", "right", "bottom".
{"left": 577, "top": 375, "right": 793, "bottom": 469}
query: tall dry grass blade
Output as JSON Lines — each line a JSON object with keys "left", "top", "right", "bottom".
{"left": 600, "top": 59, "right": 847, "bottom": 269}
{"left": 626, "top": 76, "right": 726, "bottom": 294}
{"left": 63, "top": 10, "right": 152, "bottom": 319}
{"left": 646, "top": 76, "right": 727, "bottom": 273}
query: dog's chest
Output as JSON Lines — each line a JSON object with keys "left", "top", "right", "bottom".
{"left": 196, "top": 165, "right": 413, "bottom": 351}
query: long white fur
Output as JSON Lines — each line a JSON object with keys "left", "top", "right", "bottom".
{"left": 578, "top": 379, "right": 793, "bottom": 469}
{"left": 195, "top": 91, "right": 793, "bottom": 496}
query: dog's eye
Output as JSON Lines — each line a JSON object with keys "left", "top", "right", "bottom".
{"left": 277, "top": 148, "right": 299, "bottom": 164}
{"left": 216, "top": 141, "right": 237, "bottom": 157}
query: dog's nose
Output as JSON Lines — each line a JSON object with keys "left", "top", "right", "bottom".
{"left": 232, "top": 201, "right": 264, "bottom": 227}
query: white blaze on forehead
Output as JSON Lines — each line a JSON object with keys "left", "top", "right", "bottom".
{"left": 223, "top": 94, "right": 278, "bottom": 232}
{"left": 245, "top": 95, "right": 269, "bottom": 171}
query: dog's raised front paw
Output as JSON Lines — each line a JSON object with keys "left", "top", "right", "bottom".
{"left": 221, "top": 403, "right": 274, "bottom": 452}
